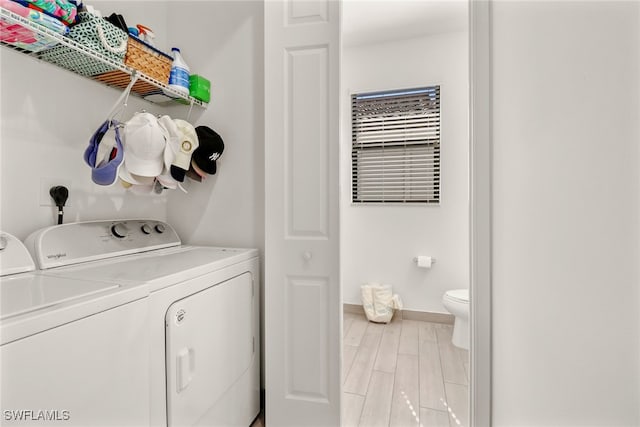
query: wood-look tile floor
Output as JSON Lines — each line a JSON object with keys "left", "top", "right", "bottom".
{"left": 343, "top": 312, "right": 469, "bottom": 427}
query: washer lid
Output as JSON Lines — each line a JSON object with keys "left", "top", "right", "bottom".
{"left": 446, "top": 289, "right": 469, "bottom": 303}
{"left": 41, "top": 246, "right": 259, "bottom": 292}
{"left": 0, "top": 273, "right": 147, "bottom": 346}
{"left": 1, "top": 274, "right": 118, "bottom": 321}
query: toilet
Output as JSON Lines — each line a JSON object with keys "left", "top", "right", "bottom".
{"left": 442, "top": 289, "right": 469, "bottom": 350}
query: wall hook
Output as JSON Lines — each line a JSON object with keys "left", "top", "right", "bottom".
{"left": 106, "top": 71, "right": 140, "bottom": 121}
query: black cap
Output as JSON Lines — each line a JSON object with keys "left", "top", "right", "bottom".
{"left": 193, "top": 126, "right": 224, "bottom": 175}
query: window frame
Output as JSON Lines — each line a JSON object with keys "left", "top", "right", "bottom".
{"left": 350, "top": 85, "right": 441, "bottom": 205}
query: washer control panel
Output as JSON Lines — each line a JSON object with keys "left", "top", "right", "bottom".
{"left": 0, "top": 232, "right": 36, "bottom": 276}
{"left": 24, "top": 220, "right": 181, "bottom": 270}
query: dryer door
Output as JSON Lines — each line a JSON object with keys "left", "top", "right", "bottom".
{"left": 165, "top": 272, "right": 256, "bottom": 426}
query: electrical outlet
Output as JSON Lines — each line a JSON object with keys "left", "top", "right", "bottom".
{"left": 40, "top": 177, "right": 73, "bottom": 207}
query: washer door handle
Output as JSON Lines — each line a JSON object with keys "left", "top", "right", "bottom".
{"left": 177, "top": 347, "right": 195, "bottom": 393}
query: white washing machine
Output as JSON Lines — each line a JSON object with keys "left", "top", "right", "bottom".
{"left": 0, "top": 231, "right": 149, "bottom": 426}
{"left": 24, "top": 219, "right": 261, "bottom": 427}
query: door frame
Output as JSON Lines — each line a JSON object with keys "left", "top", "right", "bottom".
{"left": 336, "top": 0, "right": 492, "bottom": 424}
{"left": 264, "top": 0, "right": 493, "bottom": 424}
{"left": 469, "top": 0, "right": 492, "bottom": 425}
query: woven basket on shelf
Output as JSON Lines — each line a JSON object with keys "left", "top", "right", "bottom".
{"left": 93, "top": 69, "right": 158, "bottom": 96}
{"left": 39, "top": 11, "right": 128, "bottom": 76}
{"left": 93, "top": 38, "right": 172, "bottom": 97}
{"left": 124, "top": 35, "right": 171, "bottom": 84}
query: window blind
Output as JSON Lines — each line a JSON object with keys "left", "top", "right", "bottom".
{"left": 351, "top": 86, "right": 440, "bottom": 204}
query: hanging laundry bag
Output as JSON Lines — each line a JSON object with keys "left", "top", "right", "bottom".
{"left": 360, "top": 282, "right": 403, "bottom": 323}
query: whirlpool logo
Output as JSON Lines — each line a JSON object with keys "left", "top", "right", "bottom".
{"left": 46, "top": 253, "right": 67, "bottom": 260}
{"left": 175, "top": 309, "right": 186, "bottom": 325}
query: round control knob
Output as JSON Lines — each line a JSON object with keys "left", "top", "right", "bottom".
{"left": 141, "top": 224, "right": 152, "bottom": 235}
{"left": 154, "top": 224, "right": 166, "bottom": 234}
{"left": 111, "top": 223, "right": 129, "bottom": 239}
{"left": 0, "top": 235, "right": 7, "bottom": 251}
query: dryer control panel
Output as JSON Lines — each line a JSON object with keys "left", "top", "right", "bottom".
{"left": 24, "top": 220, "right": 181, "bottom": 269}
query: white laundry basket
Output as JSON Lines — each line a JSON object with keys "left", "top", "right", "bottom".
{"left": 360, "top": 282, "right": 403, "bottom": 323}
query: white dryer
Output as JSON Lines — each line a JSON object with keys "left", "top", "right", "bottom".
{"left": 25, "top": 219, "right": 261, "bottom": 427}
{"left": 0, "top": 231, "right": 149, "bottom": 426}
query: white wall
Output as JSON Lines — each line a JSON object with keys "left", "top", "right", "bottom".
{"left": 341, "top": 31, "right": 469, "bottom": 313}
{"left": 0, "top": 2, "right": 171, "bottom": 239}
{"left": 165, "top": 1, "right": 264, "bottom": 252}
{"left": 0, "top": 0, "right": 264, "bottom": 386}
{"left": 0, "top": 1, "right": 264, "bottom": 253}
{"left": 490, "top": 1, "right": 640, "bottom": 425}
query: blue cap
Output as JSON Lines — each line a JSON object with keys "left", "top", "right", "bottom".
{"left": 83, "top": 120, "right": 124, "bottom": 186}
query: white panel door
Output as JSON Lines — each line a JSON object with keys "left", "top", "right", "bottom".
{"left": 264, "top": 0, "right": 341, "bottom": 425}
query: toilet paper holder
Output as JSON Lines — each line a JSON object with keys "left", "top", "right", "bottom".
{"left": 413, "top": 256, "right": 436, "bottom": 264}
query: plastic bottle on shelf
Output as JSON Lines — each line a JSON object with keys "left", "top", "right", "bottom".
{"left": 167, "top": 47, "right": 190, "bottom": 97}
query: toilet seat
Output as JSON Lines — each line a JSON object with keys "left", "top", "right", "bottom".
{"left": 445, "top": 289, "right": 469, "bottom": 304}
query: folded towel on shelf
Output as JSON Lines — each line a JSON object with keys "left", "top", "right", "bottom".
{"left": 12, "top": 0, "right": 77, "bottom": 25}
{"left": 0, "top": 0, "right": 68, "bottom": 52}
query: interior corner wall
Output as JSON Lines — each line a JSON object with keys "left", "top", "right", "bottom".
{"left": 340, "top": 31, "right": 469, "bottom": 313}
{"left": 164, "top": 1, "right": 264, "bottom": 253}
{"left": 162, "top": 0, "right": 265, "bottom": 390}
{"left": 490, "top": 1, "right": 640, "bottom": 424}
{"left": 0, "top": 1, "right": 171, "bottom": 240}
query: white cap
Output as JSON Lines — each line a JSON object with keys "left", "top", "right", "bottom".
{"left": 118, "top": 165, "right": 156, "bottom": 186}
{"left": 159, "top": 115, "right": 180, "bottom": 169}
{"left": 157, "top": 115, "right": 180, "bottom": 188}
{"left": 122, "top": 112, "right": 167, "bottom": 177}
{"left": 158, "top": 116, "right": 198, "bottom": 182}
{"left": 155, "top": 172, "right": 177, "bottom": 189}
{"left": 172, "top": 119, "right": 198, "bottom": 171}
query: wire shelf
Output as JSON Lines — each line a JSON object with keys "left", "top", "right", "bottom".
{"left": 0, "top": 7, "right": 208, "bottom": 108}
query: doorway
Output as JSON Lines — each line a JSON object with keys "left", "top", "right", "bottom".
{"left": 263, "top": 1, "right": 491, "bottom": 425}
{"left": 340, "top": 1, "right": 471, "bottom": 426}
